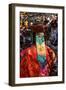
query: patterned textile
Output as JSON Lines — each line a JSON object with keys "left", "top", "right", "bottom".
{"left": 20, "top": 45, "right": 56, "bottom": 77}
{"left": 36, "top": 33, "right": 46, "bottom": 68}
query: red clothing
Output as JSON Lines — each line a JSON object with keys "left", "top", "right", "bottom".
{"left": 20, "top": 45, "right": 55, "bottom": 77}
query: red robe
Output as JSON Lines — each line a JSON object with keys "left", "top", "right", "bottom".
{"left": 20, "top": 45, "right": 55, "bottom": 77}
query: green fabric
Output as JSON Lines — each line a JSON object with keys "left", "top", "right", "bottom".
{"left": 36, "top": 33, "right": 46, "bottom": 64}
{"left": 36, "top": 34, "right": 45, "bottom": 45}
{"left": 37, "top": 55, "right": 46, "bottom": 63}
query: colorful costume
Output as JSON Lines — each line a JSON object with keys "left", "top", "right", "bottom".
{"left": 20, "top": 45, "right": 55, "bottom": 77}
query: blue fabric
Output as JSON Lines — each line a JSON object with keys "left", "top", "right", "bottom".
{"left": 37, "top": 55, "right": 46, "bottom": 63}
{"left": 37, "top": 55, "right": 46, "bottom": 68}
